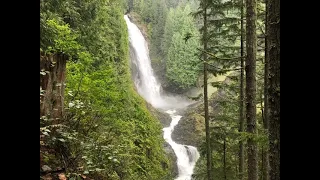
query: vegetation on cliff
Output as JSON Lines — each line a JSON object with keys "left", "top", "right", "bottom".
{"left": 40, "top": 0, "right": 280, "bottom": 179}
{"left": 40, "top": 0, "right": 172, "bottom": 179}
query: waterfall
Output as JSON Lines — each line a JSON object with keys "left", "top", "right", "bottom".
{"left": 124, "top": 15, "right": 200, "bottom": 180}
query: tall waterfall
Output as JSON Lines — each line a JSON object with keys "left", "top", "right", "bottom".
{"left": 124, "top": 15, "right": 200, "bottom": 180}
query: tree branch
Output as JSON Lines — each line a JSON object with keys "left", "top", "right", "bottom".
{"left": 197, "top": 48, "right": 245, "bottom": 61}
{"left": 207, "top": 63, "right": 242, "bottom": 72}
{"left": 258, "top": 24, "right": 266, "bottom": 36}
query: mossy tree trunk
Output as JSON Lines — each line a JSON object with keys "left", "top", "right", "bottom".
{"left": 245, "top": 0, "right": 258, "bottom": 179}
{"left": 267, "top": 0, "right": 280, "bottom": 179}
{"left": 40, "top": 52, "right": 68, "bottom": 122}
{"left": 40, "top": 52, "right": 68, "bottom": 168}
{"left": 262, "top": 0, "right": 270, "bottom": 179}
{"left": 239, "top": 0, "right": 245, "bottom": 179}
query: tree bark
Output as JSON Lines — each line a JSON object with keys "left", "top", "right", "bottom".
{"left": 40, "top": 52, "right": 68, "bottom": 168}
{"left": 202, "top": 2, "right": 213, "bottom": 179}
{"left": 267, "top": 0, "right": 280, "bottom": 179}
{"left": 245, "top": 0, "right": 258, "bottom": 179}
{"left": 40, "top": 52, "right": 68, "bottom": 123}
{"left": 239, "top": 0, "right": 245, "bottom": 179}
{"left": 224, "top": 137, "right": 227, "bottom": 180}
{"left": 262, "top": 0, "right": 270, "bottom": 179}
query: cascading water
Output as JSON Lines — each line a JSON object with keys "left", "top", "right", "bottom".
{"left": 124, "top": 15, "right": 200, "bottom": 180}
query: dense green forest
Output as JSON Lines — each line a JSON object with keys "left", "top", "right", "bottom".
{"left": 125, "top": 0, "right": 279, "bottom": 179}
{"left": 40, "top": 0, "right": 279, "bottom": 179}
{"left": 40, "top": 0, "right": 172, "bottom": 179}
{"left": 126, "top": 0, "right": 202, "bottom": 93}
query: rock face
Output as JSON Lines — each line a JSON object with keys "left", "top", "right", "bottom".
{"left": 145, "top": 102, "right": 178, "bottom": 178}
{"left": 163, "top": 141, "right": 178, "bottom": 178}
{"left": 126, "top": 13, "right": 149, "bottom": 44}
{"left": 171, "top": 75, "right": 235, "bottom": 153}
{"left": 145, "top": 103, "right": 171, "bottom": 127}
{"left": 171, "top": 102, "right": 206, "bottom": 147}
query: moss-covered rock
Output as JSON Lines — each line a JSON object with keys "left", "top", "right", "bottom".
{"left": 171, "top": 102, "right": 205, "bottom": 147}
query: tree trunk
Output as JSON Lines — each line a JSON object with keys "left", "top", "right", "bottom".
{"left": 262, "top": 0, "right": 270, "bottom": 179}
{"left": 267, "top": 0, "right": 280, "bottom": 179}
{"left": 202, "top": 2, "right": 213, "bottom": 180}
{"left": 40, "top": 52, "right": 68, "bottom": 123}
{"left": 245, "top": 0, "right": 258, "bottom": 179}
{"left": 239, "top": 0, "right": 245, "bottom": 179}
{"left": 224, "top": 137, "right": 227, "bottom": 180}
{"left": 40, "top": 52, "right": 68, "bottom": 168}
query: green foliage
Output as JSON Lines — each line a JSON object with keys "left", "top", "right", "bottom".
{"left": 149, "top": 0, "right": 168, "bottom": 58}
{"left": 45, "top": 19, "right": 81, "bottom": 56}
{"left": 195, "top": 0, "right": 242, "bottom": 77}
{"left": 40, "top": 0, "right": 171, "bottom": 179}
{"left": 162, "top": 6, "right": 185, "bottom": 57}
{"left": 166, "top": 32, "right": 200, "bottom": 90}
{"left": 127, "top": 0, "right": 201, "bottom": 92}
{"left": 193, "top": 73, "right": 268, "bottom": 179}
{"left": 164, "top": 4, "right": 201, "bottom": 91}
{"left": 64, "top": 65, "right": 171, "bottom": 178}
{"left": 194, "top": 76, "right": 241, "bottom": 180}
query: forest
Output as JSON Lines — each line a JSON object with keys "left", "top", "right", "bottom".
{"left": 40, "top": 0, "right": 280, "bottom": 180}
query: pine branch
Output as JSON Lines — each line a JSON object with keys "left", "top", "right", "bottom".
{"left": 207, "top": 63, "right": 242, "bottom": 72}
{"left": 197, "top": 48, "right": 245, "bottom": 61}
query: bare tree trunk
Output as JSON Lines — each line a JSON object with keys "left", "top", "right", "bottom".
{"left": 40, "top": 52, "right": 68, "bottom": 123}
{"left": 239, "top": 0, "right": 245, "bottom": 179}
{"left": 40, "top": 52, "right": 68, "bottom": 168}
{"left": 245, "top": 0, "right": 258, "bottom": 179}
{"left": 262, "top": 0, "right": 270, "bottom": 179}
{"left": 202, "top": 2, "right": 213, "bottom": 179}
{"left": 224, "top": 137, "right": 227, "bottom": 180}
{"left": 267, "top": 0, "right": 280, "bottom": 179}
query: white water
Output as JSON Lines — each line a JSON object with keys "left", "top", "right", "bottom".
{"left": 124, "top": 15, "right": 200, "bottom": 180}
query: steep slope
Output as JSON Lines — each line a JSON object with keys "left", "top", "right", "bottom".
{"left": 40, "top": 1, "right": 171, "bottom": 179}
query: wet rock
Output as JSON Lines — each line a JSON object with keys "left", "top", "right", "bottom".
{"left": 146, "top": 102, "right": 171, "bottom": 127}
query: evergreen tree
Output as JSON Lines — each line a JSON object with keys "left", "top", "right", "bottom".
{"left": 245, "top": 0, "right": 258, "bottom": 179}
{"left": 40, "top": 1, "right": 172, "bottom": 179}
{"left": 202, "top": 1, "right": 213, "bottom": 178}
{"left": 238, "top": 0, "right": 245, "bottom": 179}
{"left": 165, "top": 5, "right": 201, "bottom": 91}
{"left": 267, "top": 0, "right": 280, "bottom": 179}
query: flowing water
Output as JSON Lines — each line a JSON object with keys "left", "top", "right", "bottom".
{"left": 124, "top": 15, "right": 200, "bottom": 180}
